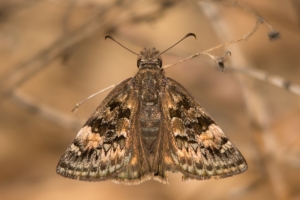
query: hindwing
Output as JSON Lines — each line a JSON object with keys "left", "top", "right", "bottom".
{"left": 163, "top": 78, "right": 247, "bottom": 180}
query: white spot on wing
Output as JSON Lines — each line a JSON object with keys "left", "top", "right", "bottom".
{"left": 76, "top": 126, "right": 92, "bottom": 138}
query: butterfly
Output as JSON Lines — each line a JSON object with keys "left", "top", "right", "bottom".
{"left": 56, "top": 33, "right": 247, "bottom": 185}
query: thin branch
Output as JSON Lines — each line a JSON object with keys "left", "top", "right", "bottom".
{"left": 11, "top": 90, "right": 82, "bottom": 131}
{"left": 230, "top": 67, "right": 300, "bottom": 96}
{"left": 164, "top": 49, "right": 300, "bottom": 96}
{"left": 198, "top": 1, "right": 290, "bottom": 199}
{"left": 162, "top": 19, "right": 259, "bottom": 69}
{"left": 72, "top": 84, "right": 116, "bottom": 115}
{"left": 199, "top": 0, "right": 280, "bottom": 40}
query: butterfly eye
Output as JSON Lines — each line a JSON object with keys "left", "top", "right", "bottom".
{"left": 157, "top": 59, "right": 162, "bottom": 68}
{"left": 137, "top": 59, "right": 142, "bottom": 68}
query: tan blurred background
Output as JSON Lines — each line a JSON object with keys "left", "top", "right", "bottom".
{"left": 0, "top": 0, "right": 300, "bottom": 200}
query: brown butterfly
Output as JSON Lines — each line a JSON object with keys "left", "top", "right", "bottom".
{"left": 56, "top": 33, "right": 247, "bottom": 185}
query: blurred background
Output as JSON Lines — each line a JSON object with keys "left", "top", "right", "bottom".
{"left": 0, "top": 0, "right": 300, "bottom": 199}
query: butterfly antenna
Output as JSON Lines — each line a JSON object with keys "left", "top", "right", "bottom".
{"left": 105, "top": 35, "right": 139, "bottom": 56}
{"left": 158, "top": 33, "right": 196, "bottom": 56}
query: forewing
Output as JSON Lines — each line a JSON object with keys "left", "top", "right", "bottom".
{"left": 56, "top": 78, "right": 137, "bottom": 181}
{"left": 163, "top": 78, "right": 247, "bottom": 181}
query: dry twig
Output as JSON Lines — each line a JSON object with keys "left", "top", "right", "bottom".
{"left": 0, "top": 1, "right": 176, "bottom": 100}
{"left": 11, "top": 90, "right": 82, "bottom": 131}
{"left": 2, "top": 1, "right": 179, "bottom": 128}
{"left": 198, "top": 1, "right": 289, "bottom": 199}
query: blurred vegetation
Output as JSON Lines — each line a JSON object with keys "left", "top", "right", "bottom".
{"left": 0, "top": 0, "right": 300, "bottom": 200}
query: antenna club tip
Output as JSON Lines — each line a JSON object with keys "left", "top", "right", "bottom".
{"left": 105, "top": 35, "right": 112, "bottom": 41}
{"left": 225, "top": 50, "right": 231, "bottom": 56}
{"left": 186, "top": 33, "right": 196, "bottom": 40}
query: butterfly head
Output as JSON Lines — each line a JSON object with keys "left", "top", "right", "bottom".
{"left": 137, "top": 48, "right": 162, "bottom": 69}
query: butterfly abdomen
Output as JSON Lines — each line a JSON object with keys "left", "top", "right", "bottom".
{"left": 139, "top": 106, "right": 161, "bottom": 154}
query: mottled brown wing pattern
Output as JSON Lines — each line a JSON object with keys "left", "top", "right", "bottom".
{"left": 56, "top": 78, "right": 143, "bottom": 182}
{"left": 163, "top": 78, "right": 247, "bottom": 181}
{"left": 56, "top": 45, "right": 248, "bottom": 184}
